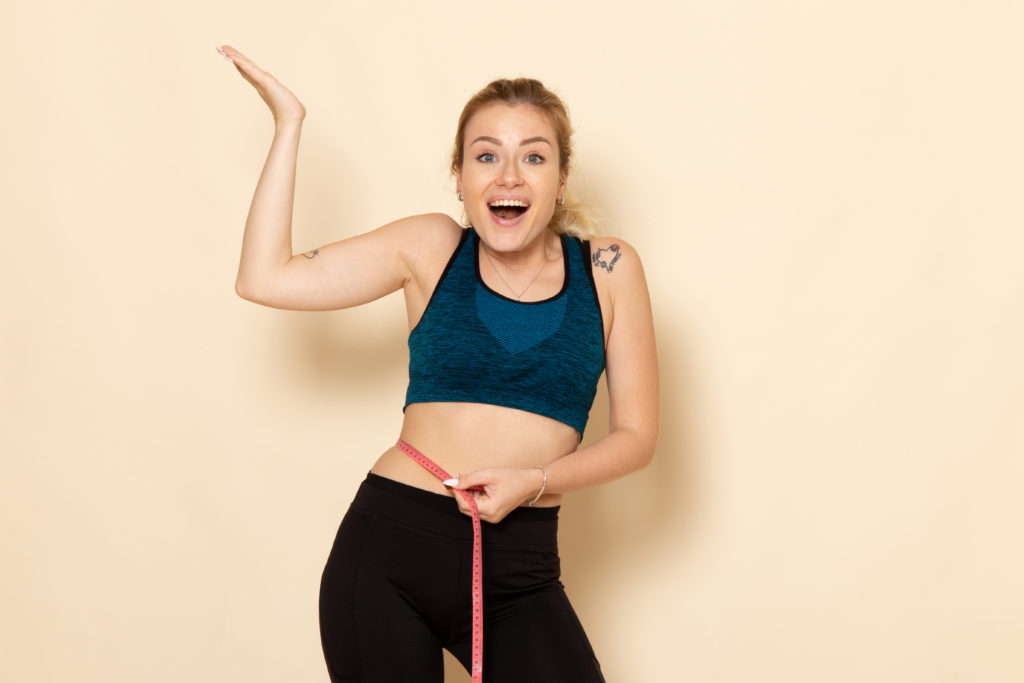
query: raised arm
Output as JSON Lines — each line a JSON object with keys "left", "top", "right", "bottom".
{"left": 219, "top": 45, "right": 443, "bottom": 311}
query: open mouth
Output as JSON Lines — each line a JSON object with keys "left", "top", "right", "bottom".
{"left": 488, "top": 199, "right": 530, "bottom": 221}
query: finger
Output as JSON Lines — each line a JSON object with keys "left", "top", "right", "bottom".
{"left": 452, "top": 469, "right": 486, "bottom": 490}
{"left": 232, "top": 56, "right": 266, "bottom": 81}
{"left": 219, "top": 45, "right": 255, "bottom": 66}
{"left": 477, "top": 505, "right": 501, "bottom": 524}
{"left": 218, "top": 46, "right": 268, "bottom": 83}
{"left": 452, "top": 490, "right": 471, "bottom": 515}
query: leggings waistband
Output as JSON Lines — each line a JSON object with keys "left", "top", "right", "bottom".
{"left": 354, "top": 473, "right": 560, "bottom": 546}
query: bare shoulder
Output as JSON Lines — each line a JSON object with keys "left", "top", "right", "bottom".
{"left": 375, "top": 213, "right": 465, "bottom": 307}
{"left": 585, "top": 236, "right": 651, "bottom": 341}
{"left": 413, "top": 212, "right": 464, "bottom": 251}
{"left": 589, "top": 236, "right": 647, "bottom": 286}
{"left": 379, "top": 212, "right": 462, "bottom": 248}
{"left": 387, "top": 212, "right": 464, "bottom": 272}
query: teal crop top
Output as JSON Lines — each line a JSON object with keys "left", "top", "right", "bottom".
{"left": 404, "top": 228, "right": 606, "bottom": 436}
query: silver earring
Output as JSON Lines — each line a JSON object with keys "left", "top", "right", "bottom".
{"left": 557, "top": 195, "right": 565, "bottom": 206}
{"left": 457, "top": 191, "right": 463, "bottom": 201}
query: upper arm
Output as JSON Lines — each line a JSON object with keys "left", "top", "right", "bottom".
{"left": 592, "top": 237, "right": 660, "bottom": 455}
{"left": 237, "top": 213, "right": 461, "bottom": 311}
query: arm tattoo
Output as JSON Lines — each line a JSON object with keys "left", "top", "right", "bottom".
{"left": 301, "top": 249, "right": 320, "bottom": 260}
{"left": 592, "top": 244, "right": 622, "bottom": 272}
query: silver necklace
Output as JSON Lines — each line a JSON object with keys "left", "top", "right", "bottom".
{"left": 482, "top": 244, "right": 550, "bottom": 300}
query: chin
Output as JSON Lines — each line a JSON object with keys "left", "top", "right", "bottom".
{"left": 478, "top": 223, "right": 543, "bottom": 251}
{"left": 474, "top": 212, "right": 553, "bottom": 251}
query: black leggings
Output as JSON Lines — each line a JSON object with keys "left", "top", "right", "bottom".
{"left": 318, "top": 473, "right": 605, "bottom": 682}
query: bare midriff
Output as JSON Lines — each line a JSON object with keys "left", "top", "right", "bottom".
{"left": 369, "top": 402, "right": 578, "bottom": 508}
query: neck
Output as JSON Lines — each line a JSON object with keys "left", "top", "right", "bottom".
{"left": 478, "top": 229, "right": 559, "bottom": 270}
{"left": 478, "top": 229, "right": 562, "bottom": 301}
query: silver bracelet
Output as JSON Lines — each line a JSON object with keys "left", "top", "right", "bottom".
{"left": 527, "top": 465, "right": 547, "bottom": 507}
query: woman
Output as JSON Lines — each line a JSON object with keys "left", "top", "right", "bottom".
{"left": 218, "top": 44, "right": 659, "bottom": 682}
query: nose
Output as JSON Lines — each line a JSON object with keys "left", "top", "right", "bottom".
{"left": 497, "top": 158, "right": 524, "bottom": 187}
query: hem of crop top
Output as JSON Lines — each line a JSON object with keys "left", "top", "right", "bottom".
{"left": 403, "top": 396, "right": 585, "bottom": 439}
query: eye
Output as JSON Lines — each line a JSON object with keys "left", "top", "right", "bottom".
{"left": 525, "top": 153, "right": 545, "bottom": 164}
{"left": 476, "top": 152, "right": 497, "bottom": 163}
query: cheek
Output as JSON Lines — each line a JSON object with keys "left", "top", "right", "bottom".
{"left": 461, "top": 168, "right": 489, "bottom": 191}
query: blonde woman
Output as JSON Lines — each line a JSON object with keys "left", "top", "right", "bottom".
{"left": 219, "top": 44, "right": 658, "bottom": 682}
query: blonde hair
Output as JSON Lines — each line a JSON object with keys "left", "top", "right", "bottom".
{"left": 451, "top": 78, "right": 597, "bottom": 239}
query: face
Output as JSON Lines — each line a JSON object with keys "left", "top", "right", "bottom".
{"left": 456, "top": 103, "right": 567, "bottom": 253}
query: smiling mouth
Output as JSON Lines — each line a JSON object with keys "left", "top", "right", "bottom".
{"left": 489, "top": 199, "right": 530, "bottom": 221}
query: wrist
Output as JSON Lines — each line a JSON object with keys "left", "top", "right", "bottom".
{"left": 526, "top": 465, "right": 547, "bottom": 507}
{"left": 274, "top": 117, "right": 304, "bottom": 134}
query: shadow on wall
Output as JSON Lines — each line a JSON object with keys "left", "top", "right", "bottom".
{"left": 559, "top": 314, "right": 701, "bottom": 629}
{"left": 275, "top": 299, "right": 410, "bottom": 397}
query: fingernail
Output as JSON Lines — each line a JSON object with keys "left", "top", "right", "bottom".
{"left": 443, "top": 478, "right": 459, "bottom": 487}
{"left": 216, "top": 46, "right": 231, "bottom": 61}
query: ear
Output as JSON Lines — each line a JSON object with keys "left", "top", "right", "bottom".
{"left": 455, "top": 168, "right": 462, "bottom": 194}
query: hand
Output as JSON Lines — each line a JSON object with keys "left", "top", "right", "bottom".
{"left": 216, "top": 45, "right": 307, "bottom": 125}
{"left": 446, "top": 467, "right": 545, "bottom": 524}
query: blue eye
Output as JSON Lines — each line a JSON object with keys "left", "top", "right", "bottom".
{"left": 476, "top": 153, "right": 497, "bottom": 163}
{"left": 525, "top": 153, "right": 544, "bottom": 164}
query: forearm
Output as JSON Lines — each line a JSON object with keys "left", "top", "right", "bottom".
{"left": 541, "top": 424, "right": 657, "bottom": 497}
{"left": 235, "top": 120, "right": 303, "bottom": 299}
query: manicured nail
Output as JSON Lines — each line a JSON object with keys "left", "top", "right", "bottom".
{"left": 216, "top": 46, "right": 231, "bottom": 61}
{"left": 443, "top": 478, "right": 459, "bottom": 487}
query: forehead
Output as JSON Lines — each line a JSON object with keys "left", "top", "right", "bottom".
{"left": 464, "top": 103, "right": 556, "bottom": 144}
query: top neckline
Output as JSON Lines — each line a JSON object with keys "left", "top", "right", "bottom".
{"left": 472, "top": 228, "right": 570, "bottom": 305}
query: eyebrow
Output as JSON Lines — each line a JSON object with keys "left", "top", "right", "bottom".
{"left": 470, "top": 135, "right": 553, "bottom": 147}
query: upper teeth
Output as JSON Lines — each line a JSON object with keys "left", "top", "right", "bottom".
{"left": 490, "top": 199, "right": 528, "bottom": 207}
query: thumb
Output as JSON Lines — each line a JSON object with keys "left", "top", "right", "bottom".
{"left": 445, "top": 470, "right": 485, "bottom": 490}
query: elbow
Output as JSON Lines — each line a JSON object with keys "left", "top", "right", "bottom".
{"left": 234, "top": 276, "right": 268, "bottom": 305}
{"left": 234, "top": 277, "right": 255, "bottom": 302}
{"left": 636, "top": 439, "right": 657, "bottom": 471}
{"left": 634, "top": 421, "right": 659, "bottom": 471}
{"left": 626, "top": 425, "right": 658, "bottom": 473}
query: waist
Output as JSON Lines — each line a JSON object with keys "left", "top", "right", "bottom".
{"left": 355, "top": 473, "right": 559, "bottom": 540}
{"left": 401, "top": 402, "right": 579, "bottom": 455}
{"left": 369, "top": 405, "right": 573, "bottom": 506}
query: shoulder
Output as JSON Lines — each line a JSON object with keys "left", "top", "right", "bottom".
{"left": 583, "top": 236, "right": 652, "bottom": 340}
{"left": 376, "top": 213, "right": 464, "bottom": 264}
{"left": 588, "top": 236, "right": 646, "bottom": 283}
{"left": 382, "top": 212, "right": 463, "bottom": 244}
{"left": 384, "top": 213, "right": 466, "bottom": 291}
{"left": 589, "top": 236, "right": 651, "bottom": 316}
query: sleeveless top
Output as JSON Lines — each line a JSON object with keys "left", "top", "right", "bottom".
{"left": 404, "top": 227, "right": 606, "bottom": 436}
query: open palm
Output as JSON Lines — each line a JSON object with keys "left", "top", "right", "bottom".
{"left": 217, "top": 44, "right": 306, "bottom": 124}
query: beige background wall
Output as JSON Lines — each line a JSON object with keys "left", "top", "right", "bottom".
{"left": 4, "top": 1, "right": 1022, "bottom": 681}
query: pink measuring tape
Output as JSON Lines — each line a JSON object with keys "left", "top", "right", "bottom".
{"left": 395, "top": 439, "right": 484, "bottom": 682}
